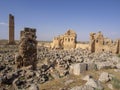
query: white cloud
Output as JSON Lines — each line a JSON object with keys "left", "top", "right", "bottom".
{"left": 0, "top": 22, "right": 8, "bottom": 26}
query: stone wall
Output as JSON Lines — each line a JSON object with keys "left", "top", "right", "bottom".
{"left": 89, "top": 31, "right": 120, "bottom": 54}
{"left": 76, "top": 43, "right": 89, "bottom": 49}
{"left": 15, "top": 27, "right": 37, "bottom": 69}
{"left": 51, "top": 30, "right": 77, "bottom": 50}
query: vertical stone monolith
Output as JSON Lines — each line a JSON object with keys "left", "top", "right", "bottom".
{"left": 8, "top": 14, "right": 15, "bottom": 44}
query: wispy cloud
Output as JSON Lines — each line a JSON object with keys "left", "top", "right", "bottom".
{"left": 0, "top": 22, "right": 8, "bottom": 26}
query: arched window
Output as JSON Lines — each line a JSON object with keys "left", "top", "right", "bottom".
{"left": 71, "top": 38, "right": 74, "bottom": 41}
{"left": 96, "top": 40, "right": 98, "bottom": 43}
{"left": 68, "top": 38, "right": 70, "bottom": 42}
{"left": 65, "top": 38, "right": 67, "bottom": 41}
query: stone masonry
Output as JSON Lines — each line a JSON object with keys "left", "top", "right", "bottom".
{"left": 51, "top": 29, "right": 77, "bottom": 50}
{"left": 15, "top": 27, "right": 37, "bottom": 70}
{"left": 8, "top": 14, "right": 15, "bottom": 44}
{"left": 90, "top": 31, "right": 120, "bottom": 54}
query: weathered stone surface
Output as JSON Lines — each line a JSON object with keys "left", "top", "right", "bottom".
{"left": 83, "top": 75, "right": 93, "bottom": 81}
{"left": 86, "top": 63, "right": 96, "bottom": 70}
{"left": 85, "top": 78, "right": 103, "bottom": 90}
{"left": 70, "top": 63, "right": 87, "bottom": 75}
{"left": 107, "top": 84, "right": 113, "bottom": 90}
{"left": 70, "top": 85, "right": 94, "bottom": 90}
{"left": 15, "top": 28, "right": 37, "bottom": 70}
{"left": 99, "top": 72, "right": 112, "bottom": 82}
{"left": 95, "top": 61, "right": 114, "bottom": 70}
{"left": 0, "top": 42, "right": 120, "bottom": 89}
{"left": 90, "top": 31, "right": 120, "bottom": 54}
{"left": 116, "top": 63, "right": 120, "bottom": 69}
{"left": 28, "top": 84, "right": 39, "bottom": 90}
{"left": 51, "top": 30, "right": 77, "bottom": 50}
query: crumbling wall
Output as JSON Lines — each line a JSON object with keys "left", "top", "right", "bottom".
{"left": 51, "top": 30, "right": 77, "bottom": 50}
{"left": 76, "top": 43, "right": 89, "bottom": 49}
{"left": 90, "top": 31, "right": 120, "bottom": 54}
{"left": 63, "top": 30, "right": 76, "bottom": 49}
{"left": 90, "top": 32, "right": 96, "bottom": 52}
{"left": 15, "top": 27, "right": 37, "bottom": 69}
{"left": 51, "top": 36, "right": 63, "bottom": 49}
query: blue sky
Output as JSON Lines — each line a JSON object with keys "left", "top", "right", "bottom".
{"left": 0, "top": 0, "right": 120, "bottom": 41}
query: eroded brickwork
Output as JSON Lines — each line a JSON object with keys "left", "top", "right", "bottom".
{"left": 90, "top": 31, "right": 120, "bottom": 54}
{"left": 15, "top": 27, "right": 37, "bottom": 69}
{"left": 51, "top": 30, "right": 77, "bottom": 50}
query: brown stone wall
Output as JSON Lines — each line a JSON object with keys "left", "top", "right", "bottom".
{"left": 89, "top": 31, "right": 120, "bottom": 54}
{"left": 63, "top": 36, "right": 76, "bottom": 50}
{"left": 15, "top": 27, "right": 37, "bottom": 70}
{"left": 52, "top": 37, "right": 61, "bottom": 49}
{"left": 51, "top": 30, "right": 77, "bottom": 50}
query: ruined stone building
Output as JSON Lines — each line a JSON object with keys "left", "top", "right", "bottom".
{"left": 51, "top": 30, "right": 77, "bottom": 50}
{"left": 90, "top": 31, "right": 120, "bottom": 54}
{"left": 15, "top": 27, "right": 37, "bottom": 69}
{"left": 8, "top": 14, "right": 15, "bottom": 44}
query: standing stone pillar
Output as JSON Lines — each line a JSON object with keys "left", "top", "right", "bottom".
{"left": 117, "top": 40, "right": 120, "bottom": 54}
{"left": 90, "top": 33, "right": 95, "bottom": 53}
{"left": 15, "top": 27, "right": 37, "bottom": 70}
{"left": 8, "top": 14, "right": 15, "bottom": 44}
{"left": 119, "top": 40, "right": 120, "bottom": 54}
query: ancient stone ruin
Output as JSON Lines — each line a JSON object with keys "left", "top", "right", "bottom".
{"left": 51, "top": 29, "right": 77, "bottom": 50}
{"left": 90, "top": 31, "right": 120, "bottom": 54}
{"left": 8, "top": 14, "right": 15, "bottom": 44}
{"left": 15, "top": 27, "right": 37, "bottom": 69}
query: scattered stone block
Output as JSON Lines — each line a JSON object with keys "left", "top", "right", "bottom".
{"left": 70, "top": 63, "right": 87, "bottom": 75}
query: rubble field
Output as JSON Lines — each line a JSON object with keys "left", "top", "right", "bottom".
{"left": 0, "top": 45, "right": 120, "bottom": 90}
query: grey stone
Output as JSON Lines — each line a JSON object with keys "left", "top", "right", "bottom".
{"left": 70, "top": 85, "right": 94, "bottom": 90}
{"left": 95, "top": 61, "right": 114, "bottom": 70}
{"left": 28, "top": 84, "right": 39, "bottom": 90}
{"left": 83, "top": 75, "right": 93, "bottom": 81}
{"left": 70, "top": 63, "right": 87, "bottom": 75}
{"left": 107, "top": 84, "right": 113, "bottom": 90}
{"left": 116, "top": 63, "right": 120, "bottom": 69}
{"left": 99, "top": 72, "right": 112, "bottom": 82}
{"left": 85, "top": 78, "right": 103, "bottom": 90}
{"left": 86, "top": 63, "right": 96, "bottom": 70}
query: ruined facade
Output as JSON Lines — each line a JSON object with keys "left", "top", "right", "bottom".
{"left": 15, "top": 27, "right": 37, "bottom": 69}
{"left": 8, "top": 14, "right": 15, "bottom": 44}
{"left": 90, "top": 31, "right": 120, "bottom": 54}
{"left": 51, "top": 30, "right": 77, "bottom": 50}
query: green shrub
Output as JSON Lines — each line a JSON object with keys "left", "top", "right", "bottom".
{"left": 112, "top": 77, "right": 120, "bottom": 89}
{"left": 118, "top": 54, "right": 120, "bottom": 58}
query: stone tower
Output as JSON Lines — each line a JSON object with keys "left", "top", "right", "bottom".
{"left": 8, "top": 14, "right": 15, "bottom": 44}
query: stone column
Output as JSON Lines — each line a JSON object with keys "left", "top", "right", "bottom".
{"left": 90, "top": 33, "right": 95, "bottom": 53}
{"left": 8, "top": 14, "right": 15, "bottom": 44}
{"left": 118, "top": 40, "right": 120, "bottom": 54}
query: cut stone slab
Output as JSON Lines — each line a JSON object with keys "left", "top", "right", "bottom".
{"left": 70, "top": 63, "right": 87, "bottom": 75}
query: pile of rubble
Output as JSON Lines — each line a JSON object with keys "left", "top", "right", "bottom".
{"left": 0, "top": 44, "right": 120, "bottom": 89}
